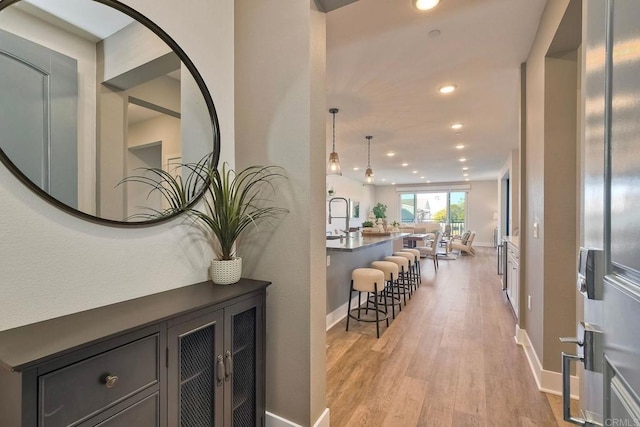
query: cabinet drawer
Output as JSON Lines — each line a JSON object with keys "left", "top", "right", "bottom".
{"left": 39, "top": 334, "right": 159, "bottom": 427}
{"left": 92, "top": 392, "right": 159, "bottom": 427}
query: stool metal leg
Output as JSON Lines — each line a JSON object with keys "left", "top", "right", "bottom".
{"left": 374, "top": 284, "right": 380, "bottom": 338}
{"left": 346, "top": 280, "right": 353, "bottom": 332}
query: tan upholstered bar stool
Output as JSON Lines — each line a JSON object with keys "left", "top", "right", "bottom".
{"left": 394, "top": 251, "right": 418, "bottom": 293}
{"left": 384, "top": 256, "right": 410, "bottom": 305}
{"left": 346, "top": 268, "right": 389, "bottom": 338}
{"left": 402, "top": 248, "right": 421, "bottom": 284}
{"left": 370, "top": 261, "right": 401, "bottom": 319}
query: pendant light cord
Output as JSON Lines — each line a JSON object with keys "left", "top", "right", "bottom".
{"left": 332, "top": 111, "right": 336, "bottom": 152}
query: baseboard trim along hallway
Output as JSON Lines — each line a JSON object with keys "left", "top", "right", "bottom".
{"left": 516, "top": 325, "right": 580, "bottom": 399}
{"left": 266, "top": 408, "right": 330, "bottom": 427}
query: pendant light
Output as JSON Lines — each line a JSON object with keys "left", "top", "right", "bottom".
{"left": 326, "top": 108, "right": 342, "bottom": 175}
{"left": 364, "top": 135, "right": 374, "bottom": 184}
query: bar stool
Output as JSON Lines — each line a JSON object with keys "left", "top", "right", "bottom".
{"left": 384, "top": 256, "right": 410, "bottom": 305}
{"left": 394, "top": 251, "right": 419, "bottom": 293}
{"left": 371, "top": 260, "right": 401, "bottom": 319}
{"left": 346, "top": 268, "right": 389, "bottom": 338}
{"left": 402, "top": 248, "right": 421, "bottom": 285}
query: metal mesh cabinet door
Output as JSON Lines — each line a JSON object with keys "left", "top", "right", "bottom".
{"left": 168, "top": 310, "right": 225, "bottom": 427}
{"left": 224, "top": 296, "right": 265, "bottom": 427}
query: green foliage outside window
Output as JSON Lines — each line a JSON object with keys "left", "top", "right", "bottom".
{"left": 432, "top": 202, "right": 465, "bottom": 223}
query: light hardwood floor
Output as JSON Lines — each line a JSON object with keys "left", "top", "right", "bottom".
{"left": 326, "top": 247, "right": 576, "bottom": 426}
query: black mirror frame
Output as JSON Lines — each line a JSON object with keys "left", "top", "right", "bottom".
{"left": 0, "top": 0, "right": 220, "bottom": 227}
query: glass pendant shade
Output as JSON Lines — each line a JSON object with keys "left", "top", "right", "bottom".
{"left": 327, "top": 108, "right": 342, "bottom": 176}
{"left": 327, "top": 151, "right": 342, "bottom": 175}
{"left": 365, "top": 167, "right": 374, "bottom": 184}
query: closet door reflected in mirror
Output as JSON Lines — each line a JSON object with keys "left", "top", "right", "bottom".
{"left": 0, "top": 0, "right": 219, "bottom": 225}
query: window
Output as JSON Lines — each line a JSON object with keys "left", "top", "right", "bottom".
{"left": 399, "top": 190, "right": 467, "bottom": 235}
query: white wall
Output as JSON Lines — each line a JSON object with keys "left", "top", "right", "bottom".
{"left": 0, "top": 0, "right": 235, "bottom": 331}
{"left": 375, "top": 180, "right": 499, "bottom": 245}
{"left": 234, "top": 0, "right": 327, "bottom": 425}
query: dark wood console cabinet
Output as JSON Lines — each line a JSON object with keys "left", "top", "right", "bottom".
{"left": 0, "top": 279, "right": 269, "bottom": 427}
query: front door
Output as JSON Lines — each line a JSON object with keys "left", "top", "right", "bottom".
{"left": 579, "top": 0, "right": 640, "bottom": 425}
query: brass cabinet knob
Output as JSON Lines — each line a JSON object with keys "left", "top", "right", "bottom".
{"left": 103, "top": 374, "right": 119, "bottom": 388}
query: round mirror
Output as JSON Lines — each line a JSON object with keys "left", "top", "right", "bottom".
{"left": 0, "top": 0, "right": 219, "bottom": 226}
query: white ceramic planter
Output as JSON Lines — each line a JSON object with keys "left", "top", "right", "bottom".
{"left": 209, "top": 257, "right": 242, "bottom": 285}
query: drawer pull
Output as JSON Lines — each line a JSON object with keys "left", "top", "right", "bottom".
{"left": 225, "top": 350, "right": 233, "bottom": 381}
{"left": 216, "top": 355, "right": 225, "bottom": 386}
{"left": 103, "top": 374, "right": 119, "bottom": 388}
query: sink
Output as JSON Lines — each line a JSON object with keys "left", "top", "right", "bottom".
{"left": 326, "top": 236, "right": 342, "bottom": 240}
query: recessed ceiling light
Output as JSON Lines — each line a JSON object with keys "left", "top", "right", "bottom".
{"left": 439, "top": 85, "right": 457, "bottom": 94}
{"left": 465, "top": 178, "right": 470, "bottom": 181}
{"left": 382, "top": 178, "right": 387, "bottom": 182}
{"left": 427, "top": 180, "right": 432, "bottom": 183}
{"left": 462, "top": 166, "right": 469, "bottom": 171}
{"left": 420, "top": 176, "right": 425, "bottom": 179}
{"left": 353, "top": 167, "right": 360, "bottom": 171}
{"left": 463, "top": 173, "right": 468, "bottom": 177}
{"left": 412, "top": 170, "right": 418, "bottom": 174}
{"left": 387, "top": 152, "right": 395, "bottom": 157}
{"left": 414, "top": 0, "right": 440, "bottom": 11}
{"left": 456, "top": 144, "right": 465, "bottom": 149}
{"left": 402, "top": 163, "right": 409, "bottom": 167}
{"left": 459, "top": 158, "right": 467, "bottom": 162}
{"left": 451, "top": 123, "right": 463, "bottom": 130}
{"left": 392, "top": 182, "right": 396, "bottom": 185}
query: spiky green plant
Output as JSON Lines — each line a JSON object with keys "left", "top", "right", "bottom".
{"left": 121, "top": 154, "right": 288, "bottom": 260}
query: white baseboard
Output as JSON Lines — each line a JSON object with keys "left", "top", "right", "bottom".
{"left": 266, "top": 408, "right": 330, "bottom": 427}
{"left": 515, "top": 325, "right": 579, "bottom": 399}
{"left": 326, "top": 295, "right": 361, "bottom": 331}
{"left": 313, "top": 408, "right": 331, "bottom": 427}
{"left": 266, "top": 411, "right": 301, "bottom": 427}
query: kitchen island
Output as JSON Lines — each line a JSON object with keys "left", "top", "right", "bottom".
{"left": 326, "top": 232, "right": 409, "bottom": 328}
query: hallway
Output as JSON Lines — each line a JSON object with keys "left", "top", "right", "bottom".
{"left": 326, "top": 247, "right": 571, "bottom": 426}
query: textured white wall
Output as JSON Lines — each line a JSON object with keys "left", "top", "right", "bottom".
{"left": 523, "top": 0, "right": 570, "bottom": 368}
{"left": 0, "top": 0, "right": 235, "bottom": 331}
{"left": 234, "top": 0, "right": 327, "bottom": 424}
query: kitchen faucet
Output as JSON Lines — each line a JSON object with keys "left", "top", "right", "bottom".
{"left": 328, "top": 197, "right": 351, "bottom": 237}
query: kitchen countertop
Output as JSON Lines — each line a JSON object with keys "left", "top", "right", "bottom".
{"left": 503, "top": 236, "right": 519, "bottom": 249}
{"left": 326, "top": 232, "right": 410, "bottom": 252}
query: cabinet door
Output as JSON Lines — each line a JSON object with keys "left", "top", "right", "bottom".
{"left": 224, "top": 296, "right": 264, "bottom": 427}
{"left": 168, "top": 310, "right": 225, "bottom": 427}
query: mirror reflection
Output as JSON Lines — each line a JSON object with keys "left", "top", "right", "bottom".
{"left": 0, "top": 0, "right": 216, "bottom": 223}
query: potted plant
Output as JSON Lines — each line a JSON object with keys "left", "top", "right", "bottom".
{"left": 122, "top": 154, "right": 288, "bottom": 285}
{"left": 373, "top": 202, "right": 387, "bottom": 219}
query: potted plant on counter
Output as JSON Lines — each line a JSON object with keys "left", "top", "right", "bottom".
{"left": 361, "top": 220, "right": 374, "bottom": 233}
{"left": 122, "top": 154, "right": 288, "bottom": 285}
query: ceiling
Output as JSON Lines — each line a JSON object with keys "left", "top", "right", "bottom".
{"left": 326, "top": 0, "right": 547, "bottom": 185}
